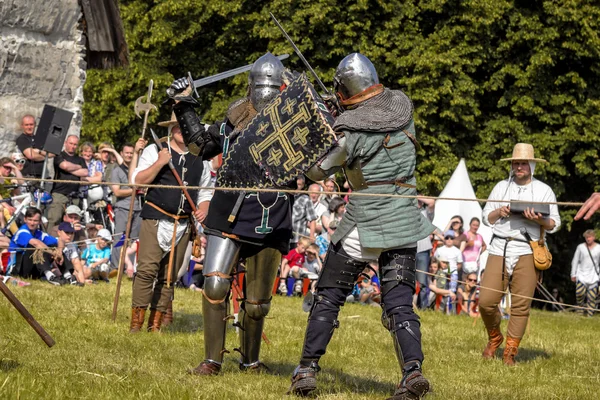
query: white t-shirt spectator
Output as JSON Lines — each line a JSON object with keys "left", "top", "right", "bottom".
{"left": 434, "top": 246, "right": 463, "bottom": 273}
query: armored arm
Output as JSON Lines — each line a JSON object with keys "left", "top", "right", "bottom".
{"left": 168, "top": 77, "right": 221, "bottom": 159}
{"left": 305, "top": 136, "right": 347, "bottom": 181}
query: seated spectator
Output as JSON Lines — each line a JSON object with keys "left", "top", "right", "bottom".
{"left": 81, "top": 228, "right": 112, "bottom": 282}
{"left": 426, "top": 257, "right": 456, "bottom": 311}
{"left": 9, "top": 207, "right": 65, "bottom": 285}
{"left": 303, "top": 244, "right": 322, "bottom": 292}
{"left": 55, "top": 222, "right": 86, "bottom": 286}
{"left": 1, "top": 232, "right": 30, "bottom": 287}
{"left": 444, "top": 215, "right": 465, "bottom": 248}
{"left": 278, "top": 237, "right": 310, "bottom": 295}
{"left": 457, "top": 272, "right": 479, "bottom": 317}
{"left": 357, "top": 273, "right": 381, "bottom": 306}
{"left": 434, "top": 234, "right": 463, "bottom": 294}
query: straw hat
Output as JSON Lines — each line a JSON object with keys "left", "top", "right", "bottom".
{"left": 500, "top": 143, "right": 546, "bottom": 163}
{"left": 158, "top": 112, "right": 179, "bottom": 127}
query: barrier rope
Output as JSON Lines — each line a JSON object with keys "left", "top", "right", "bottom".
{"left": 1, "top": 178, "right": 594, "bottom": 312}
{"left": 7, "top": 176, "right": 587, "bottom": 207}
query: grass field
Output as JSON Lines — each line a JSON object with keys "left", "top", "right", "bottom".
{"left": 1, "top": 281, "right": 599, "bottom": 400}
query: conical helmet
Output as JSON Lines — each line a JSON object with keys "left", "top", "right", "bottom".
{"left": 248, "top": 52, "right": 285, "bottom": 111}
{"left": 333, "top": 53, "right": 379, "bottom": 101}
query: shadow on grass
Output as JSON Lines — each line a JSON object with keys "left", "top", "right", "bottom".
{"left": 266, "top": 361, "right": 394, "bottom": 396}
{"left": 165, "top": 312, "right": 204, "bottom": 334}
{"left": 512, "top": 347, "right": 551, "bottom": 363}
{"left": 0, "top": 359, "right": 19, "bottom": 372}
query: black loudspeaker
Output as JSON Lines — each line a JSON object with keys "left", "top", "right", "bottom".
{"left": 34, "top": 105, "right": 74, "bottom": 155}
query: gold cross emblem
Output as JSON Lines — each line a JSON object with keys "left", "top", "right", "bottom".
{"left": 249, "top": 96, "right": 311, "bottom": 172}
{"left": 257, "top": 122, "right": 270, "bottom": 137}
{"left": 282, "top": 98, "right": 297, "bottom": 116}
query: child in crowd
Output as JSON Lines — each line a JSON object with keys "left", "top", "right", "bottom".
{"left": 302, "top": 244, "right": 322, "bottom": 292}
{"left": 82, "top": 228, "right": 112, "bottom": 282}
{"left": 434, "top": 234, "right": 463, "bottom": 295}
{"left": 278, "top": 237, "right": 310, "bottom": 295}
{"left": 427, "top": 257, "right": 456, "bottom": 311}
{"left": 55, "top": 222, "right": 85, "bottom": 286}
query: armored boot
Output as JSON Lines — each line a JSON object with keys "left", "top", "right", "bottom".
{"left": 188, "top": 295, "right": 229, "bottom": 376}
{"left": 162, "top": 301, "right": 173, "bottom": 327}
{"left": 387, "top": 361, "right": 430, "bottom": 400}
{"left": 147, "top": 309, "right": 164, "bottom": 332}
{"left": 482, "top": 328, "right": 504, "bottom": 359}
{"left": 503, "top": 337, "right": 521, "bottom": 366}
{"left": 238, "top": 305, "right": 269, "bottom": 372}
{"left": 288, "top": 361, "right": 320, "bottom": 396}
{"left": 129, "top": 307, "right": 146, "bottom": 333}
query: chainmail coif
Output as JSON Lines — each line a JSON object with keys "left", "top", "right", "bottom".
{"left": 333, "top": 88, "right": 414, "bottom": 133}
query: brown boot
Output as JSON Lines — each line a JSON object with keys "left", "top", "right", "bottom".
{"left": 147, "top": 309, "right": 164, "bottom": 332}
{"left": 162, "top": 301, "right": 173, "bottom": 327}
{"left": 129, "top": 307, "right": 146, "bottom": 333}
{"left": 503, "top": 337, "right": 521, "bottom": 366}
{"left": 482, "top": 328, "right": 504, "bottom": 359}
{"left": 188, "top": 360, "right": 221, "bottom": 376}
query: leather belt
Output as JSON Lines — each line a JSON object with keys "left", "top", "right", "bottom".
{"left": 366, "top": 176, "right": 415, "bottom": 189}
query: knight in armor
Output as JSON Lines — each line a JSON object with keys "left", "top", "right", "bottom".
{"left": 167, "top": 53, "right": 295, "bottom": 374}
{"left": 287, "top": 53, "right": 434, "bottom": 400}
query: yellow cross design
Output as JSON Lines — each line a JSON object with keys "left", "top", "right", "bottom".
{"left": 249, "top": 96, "right": 311, "bottom": 172}
{"left": 257, "top": 122, "right": 270, "bottom": 137}
{"left": 282, "top": 98, "right": 297, "bottom": 116}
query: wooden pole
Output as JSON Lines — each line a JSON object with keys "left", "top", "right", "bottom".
{"left": 0, "top": 279, "right": 55, "bottom": 347}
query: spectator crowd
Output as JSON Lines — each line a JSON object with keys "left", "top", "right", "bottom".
{"left": 1, "top": 114, "right": 597, "bottom": 319}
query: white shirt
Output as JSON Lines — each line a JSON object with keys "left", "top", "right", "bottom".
{"left": 483, "top": 178, "right": 560, "bottom": 258}
{"left": 131, "top": 143, "right": 214, "bottom": 252}
{"left": 571, "top": 243, "right": 600, "bottom": 285}
{"left": 434, "top": 246, "right": 463, "bottom": 273}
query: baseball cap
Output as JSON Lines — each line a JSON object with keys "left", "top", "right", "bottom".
{"left": 57, "top": 222, "right": 75, "bottom": 233}
{"left": 97, "top": 229, "right": 113, "bottom": 242}
{"left": 65, "top": 205, "right": 83, "bottom": 216}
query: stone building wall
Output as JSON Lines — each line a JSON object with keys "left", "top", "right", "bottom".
{"left": 0, "top": 0, "right": 86, "bottom": 157}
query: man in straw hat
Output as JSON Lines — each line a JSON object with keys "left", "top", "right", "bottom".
{"left": 128, "top": 112, "right": 213, "bottom": 332}
{"left": 479, "top": 143, "right": 560, "bottom": 365}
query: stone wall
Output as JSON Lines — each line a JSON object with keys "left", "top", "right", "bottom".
{"left": 0, "top": 0, "right": 86, "bottom": 157}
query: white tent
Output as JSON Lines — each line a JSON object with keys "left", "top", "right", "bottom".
{"left": 432, "top": 158, "right": 492, "bottom": 272}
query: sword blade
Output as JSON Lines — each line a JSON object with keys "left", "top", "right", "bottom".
{"left": 269, "top": 13, "right": 330, "bottom": 96}
{"left": 149, "top": 128, "right": 164, "bottom": 150}
{"left": 192, "top": 54, "right": 289, "bottom": 89}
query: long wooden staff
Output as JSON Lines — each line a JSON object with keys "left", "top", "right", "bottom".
{"left": 0, "top": 279, "right": 55, "bottom": 347}
{"left": 111, "top": 80, "right": 156, "bottom": 322}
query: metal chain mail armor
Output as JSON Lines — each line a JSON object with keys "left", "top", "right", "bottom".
{"left": 333, "top": 88, "right": 414, "bottom": 133}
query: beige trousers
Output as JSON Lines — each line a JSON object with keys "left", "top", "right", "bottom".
{"left": 132, "top": 219, "right": 190, "bottom": 312}
{"left": 479, "top": 254, "right": 539, "bottom": 339}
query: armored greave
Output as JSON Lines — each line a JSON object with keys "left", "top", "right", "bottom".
{"left": 238, "top": 248, "right": 281, "bottom": 366}
{"left": 379, "top": 248, "right": 423, "bottom": 367}
{"left": 202, "top": 235, "right": 241, "bottom": 363}
{"left": 300, "top": 244, "right": 368, "bottom": 365}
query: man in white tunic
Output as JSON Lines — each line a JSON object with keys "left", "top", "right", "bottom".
{"left": 480, "top": 143, "right": 560, "bottom": 366}
{"left": 571, "top": 229, "right": 600, "bottom": 316}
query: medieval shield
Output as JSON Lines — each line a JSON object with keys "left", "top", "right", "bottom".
{"left": 218, "top": 74, "right": 336, "bottom": 188}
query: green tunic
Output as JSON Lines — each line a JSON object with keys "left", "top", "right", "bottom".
{"left": 331, "top": 119, "right": 434, "bottom": 249}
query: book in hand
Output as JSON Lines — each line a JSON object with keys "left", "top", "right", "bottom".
{"left": 509, "top": 201, "right": 550, "bottom": 217}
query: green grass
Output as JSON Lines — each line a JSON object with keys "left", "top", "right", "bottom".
{"left": 1, "top": 282, "right": 599, "bottom": 399}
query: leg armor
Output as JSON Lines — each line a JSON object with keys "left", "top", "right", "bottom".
{"left": 237, "top": 247, "right": 281, "bottom": 369}
{"left": 379, "top": 248, "right": 424, "bottom": 369}
{"left": 202, "top": 235, "right": 241, "bottom": 364}
{"left": 300, "top": 243, "right": 368, "bottom": 363}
